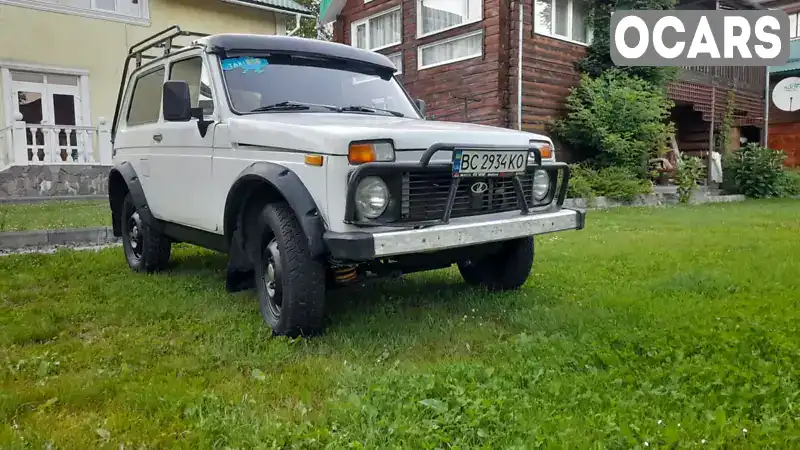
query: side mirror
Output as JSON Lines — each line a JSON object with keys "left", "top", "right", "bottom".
{"left": 414, "top": 98, "right": 427, "bottom": 119}
{"left": 163, "top": 80, "right": 192, "bottom": 122}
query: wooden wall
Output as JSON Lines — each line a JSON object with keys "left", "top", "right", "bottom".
{"left": 333, "top": 0, "right": 510, "bottom": 127}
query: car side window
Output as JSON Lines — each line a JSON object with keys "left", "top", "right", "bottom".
{"left": 169, "top": 56, "right": 214, "bottom": 116}
{"left": 126, "top": 67, "right": 165, "bottom": 126}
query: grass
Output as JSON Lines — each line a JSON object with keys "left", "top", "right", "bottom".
{"left": 0, "top": 200, "right": 110, "bottom": 232}
{"left": 2, "top": 199, "right": 800, "bottom": 448}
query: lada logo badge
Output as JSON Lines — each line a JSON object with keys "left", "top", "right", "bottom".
{"left": 470, "top": 181, "right": 489, "bottom": 194}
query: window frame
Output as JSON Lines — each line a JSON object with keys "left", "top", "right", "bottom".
{"left": 416, "top": 0, "right": 483, "bottom": 39}
{"left": 167, "top": 54, "right": 218, "bottom": 118}
{"left": 533, "top": 0, "right": 592, "bottom": 46}
{"left": 417, "top": 29, "right": 483, "bottom": 71}
{"left": 125, "top": 65, "right": 166, "bottom": 127}
{"left": 0, "top": 0, "right": 150, "bottom": 26}
{"left": 789, "top": 12, "right": 800, "bottom": 40}
{"left": 350, "top": 6, "right": 403, "bottom": 52}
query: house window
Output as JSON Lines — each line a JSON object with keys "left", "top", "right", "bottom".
{"left": 534, "top": 0, "right": 591, "bottom": 44}
{"left": 0, "top": 0, "right": 149, "bottom": 25}
{"left": 790, "top": 12, "right": 799, "bottom": 39}
{"left": 351, "top": 7, "right": 402, "bottom": 51}
{"left": 417, "top": 0, "right": 482, "bottom": 37}
{"left": 418, "top": 30, "right": 482, "bottom": 70}
{"left": 387, "top": 52, "right": 403, "bottom": 75}
{"left": 127, "top": 67, "right": 165, "bottom": 126}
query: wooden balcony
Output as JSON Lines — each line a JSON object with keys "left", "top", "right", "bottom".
{"left": 678, "top": 66, "right": 766, "bottom": 93}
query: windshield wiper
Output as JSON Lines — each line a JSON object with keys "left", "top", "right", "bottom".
{"left": 340, "top": 105, "right": 405, "bottom": 117}
{"left": 249, "top": 101, "right": 341, "bottom": 113}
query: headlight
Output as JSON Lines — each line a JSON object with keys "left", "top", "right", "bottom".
{"left": 349, "top": 141, "right": 395, "bottom": 164}
{"left": 355, "top": 176, "right": 389, "bottom": 219}
{"left": 533, "top": 169, "right": 550, "bottom": 201}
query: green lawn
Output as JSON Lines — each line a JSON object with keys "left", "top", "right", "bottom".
{"left": 1, "top": 200, "right": 799, "bottom": 448}
{"left": 0, "top": 200, "right": 109, "bottom": 232}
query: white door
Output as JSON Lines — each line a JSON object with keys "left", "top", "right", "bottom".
{"left": 151, "top": 53, "right": 217, "bottom": 231}
{"left": 9, "top": 71, "right": 85, "bottom": 163}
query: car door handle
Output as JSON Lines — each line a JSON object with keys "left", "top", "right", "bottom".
{"left": 153, "top": 133, "right": 163, "bottom": 142}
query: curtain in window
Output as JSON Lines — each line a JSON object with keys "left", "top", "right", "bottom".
{"left": 420, "top": 33, "right": 481, "bottom": 67}
{"left": 420, "top": 0, "right": 476, "bottom": 35}
{"left": 571, "top": 0, "right": 586, "bottom": 43}
{"left": 356, "top": 23, "right": 367, "bottom": 49}
{"left": 369, "top": 9, "right": 401, "bottom": 49}
{"left": 534, "top": 0, "right": 551, "bottom": 33}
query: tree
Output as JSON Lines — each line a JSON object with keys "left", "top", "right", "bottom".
{"left": 287, "top": 0, "right": 331, "bottom": 40}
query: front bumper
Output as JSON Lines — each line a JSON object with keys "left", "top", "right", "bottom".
{"left": 325, "top": 207, "right": 586, "bottom": 261}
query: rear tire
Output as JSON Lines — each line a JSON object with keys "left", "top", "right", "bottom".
{"left": 457, "top": 237, "right": 534, "bottom": 291}
{"left": 254, "top": 201, "right": 326, "bottom": 337}
{"left": 120, "top": 193, "right": 171, "bottom": 273}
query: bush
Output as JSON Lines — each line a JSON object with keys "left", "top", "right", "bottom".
{"left": 674, "top": 155, "right": 704, "bottom": 203}
{"left": 553, "top": 70, "right": 675, "bottom": 178}
{"left": 778, "top": 170, "right": 800, "bottom": 197}
{"left": 568, "top": 164, "right": 653, "bottom": 202}
{"left": 723, "top": 143, "right": 787, "bottom": 198}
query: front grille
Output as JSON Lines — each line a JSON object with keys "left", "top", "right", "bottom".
{"left": 402, "top": 170, "right": 538, "bottom": 222}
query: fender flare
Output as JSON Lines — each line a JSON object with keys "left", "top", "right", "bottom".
{"left": 224, "top": 162, "right": 326, "bottom": 258}
{"left": 112, "top": 161, "right": 159, "bottom": 230}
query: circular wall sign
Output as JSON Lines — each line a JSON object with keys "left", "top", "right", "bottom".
{"left": 773, "top": 77, "right": 800, "bottom": 112}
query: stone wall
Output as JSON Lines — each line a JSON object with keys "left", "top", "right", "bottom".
{"left": 0, "top": 165, "right": 110, "bottom": 199}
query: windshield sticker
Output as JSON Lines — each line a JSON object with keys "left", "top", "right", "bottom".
{"left": 221, "top": 57, "right": 268, "bottom": 73}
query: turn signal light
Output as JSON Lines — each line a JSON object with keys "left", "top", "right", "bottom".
{"left": 348, "top": 141, "right": 395, "bottom": 164}
{"left": 348, "top": 143, "right": 376, "bottom": 164}
{"left": 539, "top": 144, "right": 552, "bottom": 159}
{"left": 304, "top": 154, "right": 324, "bottom": 166}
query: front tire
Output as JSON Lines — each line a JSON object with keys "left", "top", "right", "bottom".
{"left": 457, "top": 237, "right": 534, "bottom": 291}
{"left": 120, "top": 193, "right": 171, "bottom": 273}
{"left": 254, "top": 201, "right": 326, "bottom": 337}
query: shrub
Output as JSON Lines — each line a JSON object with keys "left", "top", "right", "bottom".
{"left": 778, "top": 170, "right": 800, "bottom": 197}
{"left": 552, "top": 70, "right": 675, "bottom": 179}
{"left": 674, "top": 155, "right": 704, "bottom": 203}
{"left": 724, "top": 143, "right": 787, "bottom": 198}
{"left": 567, "top": 164, "right": 653, "bottom": 202}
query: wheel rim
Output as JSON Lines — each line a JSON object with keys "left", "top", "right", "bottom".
{"left": 126, "top": 211, "right": 143, "bottom": 261}
{"left": 261, "top": 239, "right": 283, "bottom": 320}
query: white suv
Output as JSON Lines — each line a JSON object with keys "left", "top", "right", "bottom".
{"left": 108, "top": 26, "right": 586, "bottom": 337}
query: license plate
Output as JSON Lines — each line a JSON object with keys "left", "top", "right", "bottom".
{"left": 452, "top": 149, "right": 529, "bottom": 177}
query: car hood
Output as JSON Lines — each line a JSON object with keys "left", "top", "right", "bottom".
{"left": 226, "top": 113, "right": 554, "bottom": 157}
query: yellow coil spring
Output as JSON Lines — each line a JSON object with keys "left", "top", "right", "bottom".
{"left": 332, "top": 266, "right": 357, "bottom": 284}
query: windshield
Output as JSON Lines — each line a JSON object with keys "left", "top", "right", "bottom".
{"left": 218, "top": 54, "right": 421, "bottom": 118}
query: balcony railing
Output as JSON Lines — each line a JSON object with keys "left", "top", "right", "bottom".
{"left": 0, "top": 113, "right": 112, "bottom": 171}
{"left": 678, "top": 65, "right": 766, "bottom": 93}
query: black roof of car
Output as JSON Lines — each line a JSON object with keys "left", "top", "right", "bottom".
{"left": 194, "top": 34, "right": 397, "bottom": 73}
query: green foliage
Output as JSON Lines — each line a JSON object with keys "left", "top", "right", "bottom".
{"left": 283, "top": 0, "right": 331, "bottom": 40}
{"left": 553, "top": 70, "right": 675, "bottom": 178}
{"left": 567, "top": 163, "right": 653, "bottom": 201}
{"left": 723, "top": 143, "right": 787, "bottom": 198}
{"left": 674, "top": 155, "right": 704, "bottom": 203}
{"left": 577, "top": 0, "right": 679, "bottom": 86}
{"left": 777, "top": 169, "right": 800, "bottom": 197}
{"left": 715, "top": 91, "right": 736, "bottom": 155}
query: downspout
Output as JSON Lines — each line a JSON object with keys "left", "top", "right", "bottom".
{"left": 286, "top": 13, "right": 303, "bottom": 36}
{"left": 517, "top": 0, "right": 523, "bottom": 130}
{"left": 763, "top": 65, "right": 770, "bottom": 147}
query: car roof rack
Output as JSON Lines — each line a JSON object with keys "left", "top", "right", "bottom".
{"left": 129, "top": 24, "right": 210, "bottom": 68}
{"left": 112, "top": 25, "right": 210, "bottom": 144}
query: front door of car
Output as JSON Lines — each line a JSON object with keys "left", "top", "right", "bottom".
{"left": 152, "top": 53, "right": 218, "bottom": 231}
